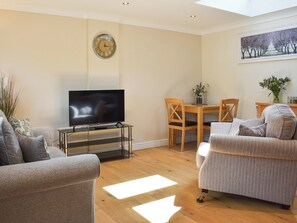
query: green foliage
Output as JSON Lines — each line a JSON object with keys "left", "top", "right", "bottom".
{"left": 193, "top": 82, "right": 209, "bottom": 97}
{"left": 259, "top": 75, "right": 290, "bottom": 103}
{"left": 0, "top": 75, "right": 21, "bottom": 118}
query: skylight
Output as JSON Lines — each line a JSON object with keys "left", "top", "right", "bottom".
{"left": 195, "top": 0, "right": 297, "bottom": 17}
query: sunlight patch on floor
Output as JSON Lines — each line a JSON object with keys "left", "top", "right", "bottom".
{"left": 103, "top": 175, "right": 177, "bottom": 199}
{"left": 133, "top": 195, "right": 181, "bottom": 223}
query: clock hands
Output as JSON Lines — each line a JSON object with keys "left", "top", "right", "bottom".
{"left": 93, "top": 34, "right": 116, "bottom": 58}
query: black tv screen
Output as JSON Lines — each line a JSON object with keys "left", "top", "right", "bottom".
{"left": 69, "top": 90, "right": 125, "bottom": 126}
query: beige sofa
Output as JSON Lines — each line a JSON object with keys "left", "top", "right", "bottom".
{"left": 0, "top": 127, "right": 100, "bottom": 223}
{"left": 196, "top": 104, "right": 297, "bottom": 209}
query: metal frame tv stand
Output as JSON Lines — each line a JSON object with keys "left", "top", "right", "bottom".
{"left": 58, "top": 123, "right": 133, "bottom": 161}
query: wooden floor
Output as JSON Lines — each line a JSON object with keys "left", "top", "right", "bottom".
{"left": 95, "top": 144, "right": 297, "bottom": 223}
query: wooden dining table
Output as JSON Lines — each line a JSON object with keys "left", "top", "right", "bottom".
{"left": 184, "top": 104, "right": 221, "bottom": 146}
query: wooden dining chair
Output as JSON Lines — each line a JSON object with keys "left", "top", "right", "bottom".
{"left": 219, "top": 98, "right": 239, "bottom": 122}
{"left": 165, "top": 98, "right": 197, "bottom": 152}
{"left": 203, "top": 98, "right": 239, "bottom": 130}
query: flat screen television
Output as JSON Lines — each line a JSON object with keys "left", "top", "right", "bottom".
{"left": 69, "top": 90, "right": 125, "bottom": 126}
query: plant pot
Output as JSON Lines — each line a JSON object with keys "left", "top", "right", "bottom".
{"left": 273, "top": 93, "right": 280, "bottom": 103}
{"left": 196, "top": 97, "right": 203, "bottom": 105}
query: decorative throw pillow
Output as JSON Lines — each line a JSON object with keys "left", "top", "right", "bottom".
{"left": 262, "top": 104, "right": 297, "bottom": 139}
{"left": 229, "top": 118, "right": 264, "bottom": 135}
{"left": 9, "top": 116, "right": 51, "bottom": 156}
{"left": 17, "top": 134, "right": 50, "bottom": 162}
{"left": 0, "top": 116, "right": 24, "bottom": 165}
{"left": 9, "top": 116, "right": 33, "bottom": 137}
{"left": 238, "top": 123, "right": 267, "bottom": 137}
{"left": 293, "top": 121, "right": 297, "bottom": 140}
{"left": 0, "top": 110, "right": 7, "bottom": 119}
{"left": 229, "top": 118, "right": 244, "bottom": 135}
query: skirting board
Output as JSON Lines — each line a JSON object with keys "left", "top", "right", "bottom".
{"left": 130, "top": 134, "right": 201, "bottom": 151}
{"left": 132, "top": 139, "right": 168, "bottom": 151}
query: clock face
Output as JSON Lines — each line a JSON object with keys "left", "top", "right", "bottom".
{"left": 92, "top": 34, "right": 116, "bottom": 59}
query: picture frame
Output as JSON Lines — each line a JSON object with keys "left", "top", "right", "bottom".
{"left": 239, "top": 26, "right": 297, "bottom": 63}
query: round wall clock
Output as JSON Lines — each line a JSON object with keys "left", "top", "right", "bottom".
{"left": 92, "top": 34, "right": 116, "bottom": 59}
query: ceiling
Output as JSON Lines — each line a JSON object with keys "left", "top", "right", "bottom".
{"left": 0, "top": 0, "right": 297, "bottom": 35}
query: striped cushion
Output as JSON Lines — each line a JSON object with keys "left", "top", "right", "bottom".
{"left": 262, "top": 104, "right": 297, "bottom": 139}
{"left": 293, "top": 126, "right": 297, "bottom": 140}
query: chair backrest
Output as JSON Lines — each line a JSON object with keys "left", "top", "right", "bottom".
{"left": 165, "top": 98, "right": 185, "bottom": 126}
{"left": 219, "top": 98, "right": 239, "bottom": 122}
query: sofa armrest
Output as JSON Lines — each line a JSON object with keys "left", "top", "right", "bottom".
{"left": 210, "top": 134, "right": 297, "bottom": 160}
{"left": 32, "top": 127, "right": 53, "bottom": 146}
{"left": 0, "top": 154, "right": 100, "bottom": 200}
{"left": 210, "top": 122, "right": 232, "bottom": 135}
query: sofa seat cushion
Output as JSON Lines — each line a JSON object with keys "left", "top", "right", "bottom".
{"left": 196, "top": 142, "right": 210, "bottom": 168}
{"left": 261, "top": 104, "right": 297, "bottom": 139}
{"left": 48, "top": 147, "right": 66, "bottom": 159}
{"left": 0, "top": 116, "right": 24, "bottom": 165}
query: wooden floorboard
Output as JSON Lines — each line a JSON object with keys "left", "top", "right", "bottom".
{"left": 95, "top": 143, "right": 297, "bottom": 223}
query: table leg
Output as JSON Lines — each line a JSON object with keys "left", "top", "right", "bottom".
{"left": 128, "top": 126, "right": 133, "bottom": 156}
{"left": 63, "top": 132, "right": 68, "bottom": 156}
{"left": 121, "top": 127, "right": 125, "bottom": 156}
{"left": 197, "top": 107, "right": 203, "bottom": 146}
{"left": 58, "top": 132, "right": 63, "bottom": 150}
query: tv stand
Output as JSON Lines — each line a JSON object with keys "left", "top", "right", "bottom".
{"left": 115, "top": 122, "right": 124, "bottom": 128}
{"left": 93, "top": 126, "right": 108, "bottom": 130}
{"left": 58, "top": 124, "right": 133, "bottom": 161}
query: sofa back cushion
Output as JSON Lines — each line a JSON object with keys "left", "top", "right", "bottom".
{"left": 261, "top": 104, "right": 297, "bottom": 139}
{"left": 0, "top": 116, "right": 24, "bottom": 165}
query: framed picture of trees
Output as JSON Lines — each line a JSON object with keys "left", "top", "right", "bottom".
{"left": 240, "top": 26, "right": 297, "bottom": 63}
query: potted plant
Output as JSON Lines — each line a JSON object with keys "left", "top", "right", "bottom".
{"left": 0, "top": 74, "right": 21, "bottom": 118}
{"left": 193, "top": 82, "right": 209, "bottom": 104}
{"left": 259, "top": 75, "right": 290, "bottom": 103}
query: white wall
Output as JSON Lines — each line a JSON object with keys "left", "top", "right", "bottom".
{"left": 0, "top": 9, "right": 202, "bottom": 146}
{"left": 3, "top": 8, "right": 295, "bottom": 148}
{"left": 202, "top": 15, "right": 297, "bottom": 119}
{"left": 0, "top": 10, "right": 87, "bottom": 138}
{"left": 119, "top": 25, "right": 201, "bottom": 146}
{"left": 87, "top": 19, "right": 120, "bottom": 89}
